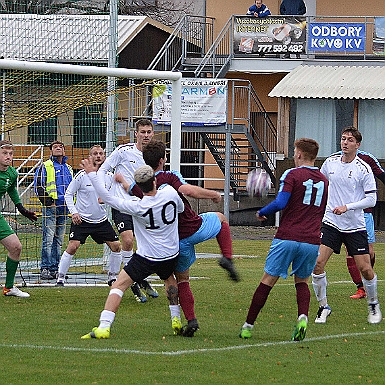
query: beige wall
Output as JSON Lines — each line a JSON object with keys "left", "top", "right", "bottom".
{"left": 226, "top": 72, "right": 284, "bottom": 112}
{"left": 316, "top": 1, "right": 384, "bottom": 16}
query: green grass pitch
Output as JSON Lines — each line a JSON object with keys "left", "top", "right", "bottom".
{"left": 1, "top": 239, "right": 384, "bottom": 384}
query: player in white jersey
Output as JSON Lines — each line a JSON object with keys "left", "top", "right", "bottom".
{"left": 80, "top": 163, "right": 184, "bottom": 339}
{"left": 99, "top": 118, "right": 158, "bottom": 301}
{"left": 312, "top": 127, "right": 382, "bottom": 325}
{"left": 56, "top": 146, "right": 121, "bottom": 286}
{"left": 332, "top": 149, "right": 385, "bottom": 299}
{"left": 321, "top": 156, "right": 376, "bottom": 233}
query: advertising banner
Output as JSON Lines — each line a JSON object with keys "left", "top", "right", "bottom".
{"left": 308, "top": 22, "right": 366, "bottom": 52}
{"left": 152, "top": 78, "right": 227, "bottom": 126}
{"left": 373, "top": 17, "right": 385, "bottom": 55}
{"left": 233, "top": 16, "right": 306, "bottom": 55}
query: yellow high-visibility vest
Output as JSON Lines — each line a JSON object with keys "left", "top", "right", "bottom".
{"left": 44, "top": 159, "right": 73, "bottom": 200}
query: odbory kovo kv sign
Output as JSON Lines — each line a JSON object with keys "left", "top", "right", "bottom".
{"left": 308, "top": 22, "right": 365, "bottom": 52}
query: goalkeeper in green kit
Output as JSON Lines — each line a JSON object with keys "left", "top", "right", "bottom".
{"left": 0, "top": 140, "right": 37, "bottom": 297}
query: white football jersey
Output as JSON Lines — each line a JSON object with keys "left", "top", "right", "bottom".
{"left": 321, "top": 154, "right": 377, "bottom": 232}
{"left": 99, "top": 143, "right": 145, "bottom": 199}
{"left": 88, "top": 172, "right": 184, "bottom": 260}
{"left": 65, "top": 170, "right": 113, "bottom": 224}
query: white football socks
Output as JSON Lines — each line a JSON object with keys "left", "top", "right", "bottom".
{"left": 122, "top": 250, "right": 133, "bottom": 266}
{"left": 108, "top": 251, "right": 122, "bottom": 275}
{"left": 363, "top": 274, "right": 378, "bottom": 304}
{"left": 99, "top": 310, "right": 115, "bottom": 328}
{"left": 312, "top": 272, "right": 328, "bottom": 307}
{"left": 57, "top": 251, "right": 73, "bottom": 280}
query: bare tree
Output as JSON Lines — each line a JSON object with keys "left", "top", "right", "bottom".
{"left": 0, "top": 0, "right": 200, "bottom": 26}
{"left": 119, "top": 0, "right": 197, "bottom": 27}
{"left": 0, "top": 0, "right": 107, "bottom": 14}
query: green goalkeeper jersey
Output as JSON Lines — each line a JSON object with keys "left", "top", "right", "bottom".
{"left": 0, "top": 166, "right": 21, "bottom": 210}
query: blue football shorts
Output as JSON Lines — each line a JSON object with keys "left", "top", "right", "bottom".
{"left": 176, "top": 212, "right": 222, "bottom": 273}
{"left": 365, "top": 212, "right": 375, "bottom": 244}
{"left": 264, "top": 238, "right": 320, "bottom": 279}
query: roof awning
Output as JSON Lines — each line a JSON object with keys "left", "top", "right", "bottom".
{"left": 268, "top": 65, "right": 385, "bottom": 99}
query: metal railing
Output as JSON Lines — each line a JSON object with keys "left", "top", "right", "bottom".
{"left": 148, "top": 15, "right": 215, "bottom": 72}
{"left": 229, "top": 79, "right": 277, "bottom": 183}
{"left": 0, "top": 145, "right": 43, "bottom": 217}
{"left": 194, "top": 15, "right": 385, "bottom": 78}
{"left": 15, "top": 144, "right": 44, "bottom": 199}
{"left": 306, "top": 15, "right": 379, "bottom": 59}
{"left": 194, "top": 17, "right": 233, "bottom": 78}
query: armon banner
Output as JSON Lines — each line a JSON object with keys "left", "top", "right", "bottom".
{"left": 152, "top": 78, "right": 227, "bottom": 126}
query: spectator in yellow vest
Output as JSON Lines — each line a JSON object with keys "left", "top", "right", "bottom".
{"left": 34, "top": 141, "right": 73, "bottom": 280}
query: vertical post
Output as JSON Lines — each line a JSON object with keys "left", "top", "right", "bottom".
{"left": 1, "top": 71, "right": 5, "bottom": 141}
{"left": 169, "top": 78, "right": 182, "bottom": 172}
{"left": 106, "top": 0, "right": 118, "bottom": 157}
{"left": 104, "top": 0, "right": 118, "bottom": 269}
{"left": 223, "top": 80, "right": 232, "bottom": 220}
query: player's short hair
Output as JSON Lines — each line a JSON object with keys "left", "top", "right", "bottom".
{"left": 294, "top": 138, "right": 319, "bottom": 161}
{"left": 0, "top": 139, "right": 13, "bottom": 148}
{"left": 341, "top": 126, "right": 362, "bottom": 143}
{"left": 49, "top": 140, "right": 65, "bottom": 150}
{"left": 89, "top": 144, "right": 104, "bottom": 155}
{"left": 142, "top": 139, "right": 166, "bottom": 170}
{"left": 135, "top": 118, "right": 153, "bottom": 131}
{"left": 134, "top": 165, "right": 155, "bottom": 193}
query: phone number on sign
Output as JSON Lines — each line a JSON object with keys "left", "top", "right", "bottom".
{"left": 257, "top": 44, "right": 303, "bottom": 52}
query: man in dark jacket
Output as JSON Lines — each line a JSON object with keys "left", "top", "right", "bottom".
{"left": 280, "top": 0, "right": 306, "bottom": 15}
{"left": 280, "top": 0, "right": 306, "bottom": 58}
{"left": 247, "top": 0, "right": 271, "bottom": 18}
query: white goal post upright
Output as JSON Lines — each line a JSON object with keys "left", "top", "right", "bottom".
{"left": 0, "top": 59, "right": 183, "bottom": 171}
{"left": 0, "top": 59, "right": 182, "bottom": 286}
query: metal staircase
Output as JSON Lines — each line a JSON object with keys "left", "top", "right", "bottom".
{"left": 148, "top": 15, "right": 277, "bottom": 199}
{"left": 193, "top": 17, "right": 233, "bottom": 79}
{"left": 199, "top": 79, "right": 277, "bottom": 199}
{"left": 148, "top": 15, "right": 216, "bottom": 76}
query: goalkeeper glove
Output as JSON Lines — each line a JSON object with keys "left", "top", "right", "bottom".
{"left": 16, "top": 203, "right": 38, "bottom": 222}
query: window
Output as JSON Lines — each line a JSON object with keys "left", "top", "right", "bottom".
{"left": 73, "top": 105, "right": 106, "bottom": 149}
{"left": 295, "top": 98, "right": 336, "bottom": 157}
{"left": 359, "top": 100, "right": 385, "bottom": 158}
{"left": 28, "top": 117, "right": 57, "bottom": 145}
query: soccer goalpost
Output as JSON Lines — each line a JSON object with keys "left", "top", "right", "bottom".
{"left": 0, "top": 58, "right": 182, "bottom": 287}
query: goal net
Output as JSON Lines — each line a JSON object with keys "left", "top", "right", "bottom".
{"left": 0, "top": 59, "right": 181, "bottom": 287}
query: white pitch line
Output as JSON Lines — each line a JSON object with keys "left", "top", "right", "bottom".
{"left": 1, "top": 330, "right": 384, "bottom": 356}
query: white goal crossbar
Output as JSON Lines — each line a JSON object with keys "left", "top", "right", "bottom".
{"left": 0, "top": 59, "right": 182, "bottom": 171}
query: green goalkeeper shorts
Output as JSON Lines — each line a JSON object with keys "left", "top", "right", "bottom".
{"left": 0, "top": 215, "right": 15, "bottom": 241}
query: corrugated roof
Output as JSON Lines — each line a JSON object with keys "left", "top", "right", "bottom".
{"left": 269, "top": 65, "right": 385, "bottom": 99}
{"left": 0, "top": 14, "right": 172, "bottom": 62}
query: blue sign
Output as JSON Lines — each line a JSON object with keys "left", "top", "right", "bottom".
{"left": 308, "top": 23, "right": 366, "bottom": 52}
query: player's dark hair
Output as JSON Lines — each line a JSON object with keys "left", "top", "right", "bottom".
{"left": 135, "top": 118, "right": 153, "bottom": 131}
{"left": 136, "top": 177, "right": 155, "bottom": 193}
{"left": 341, "top": 126, "right": 362, "bottom": 143}
{"left": 49, "top": 140, "right": 65, "bottom": 150}
{"left": 294, "top": 138, "right": 319, "bottom": 161}
{"left": 142, "top": 139, "right": 166, "bottom": 170}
